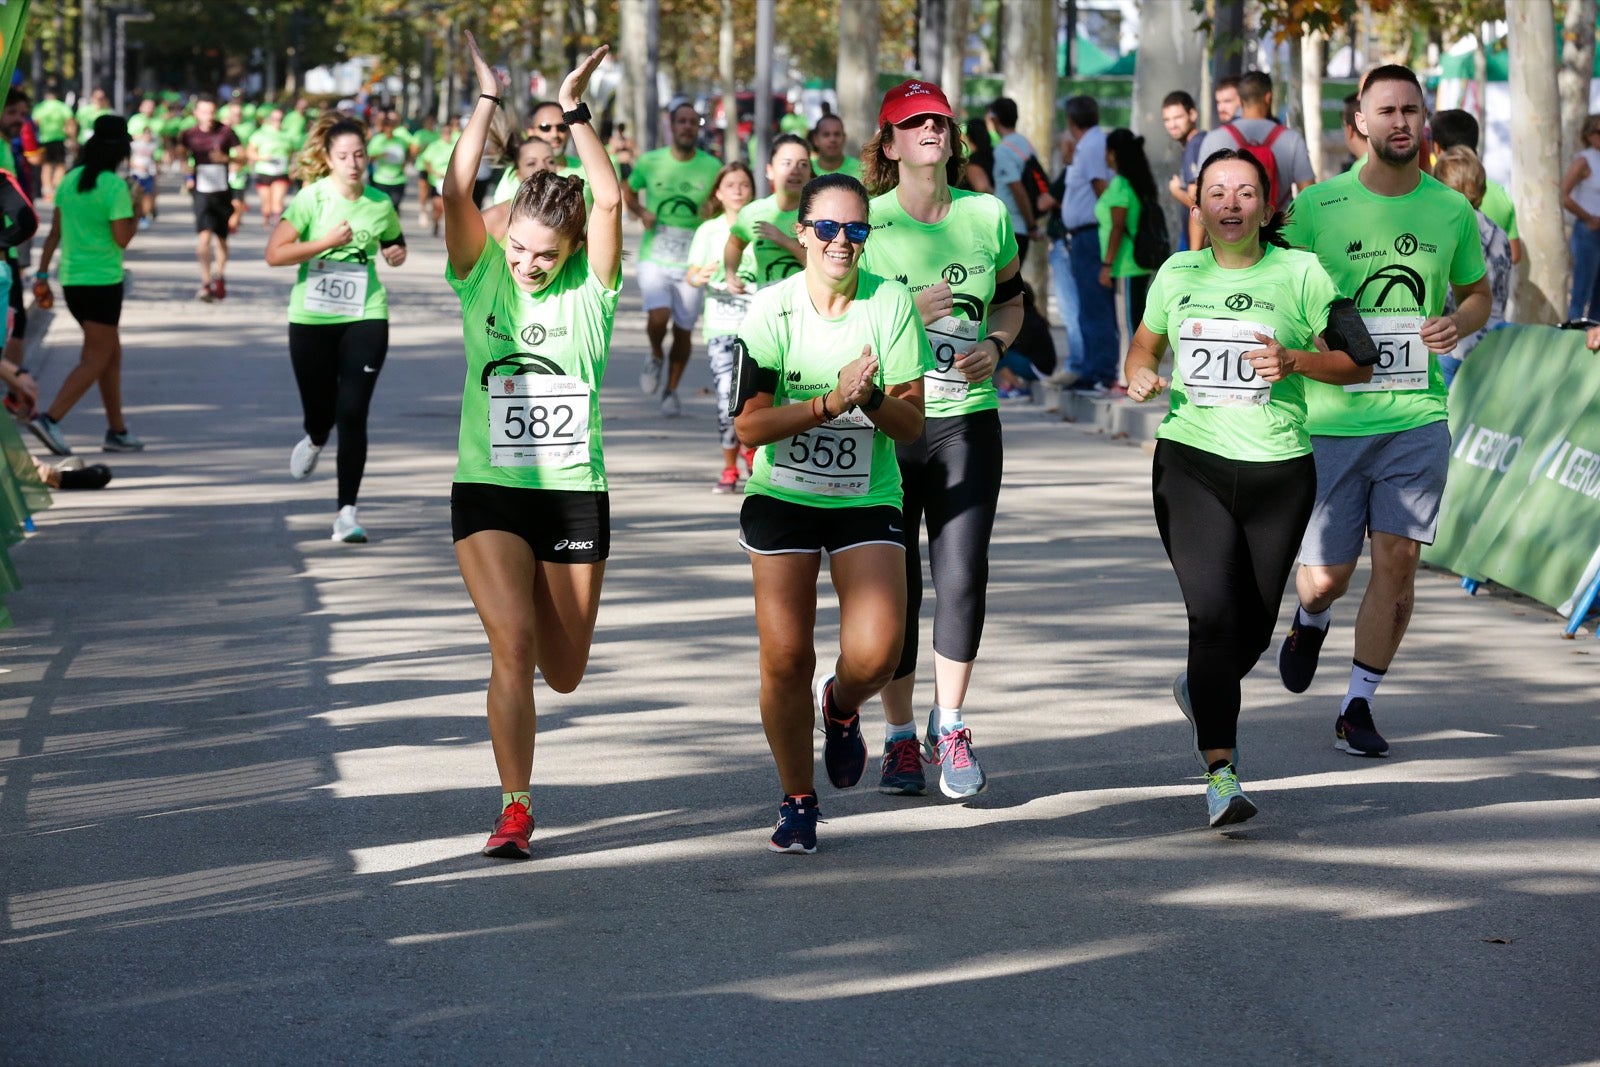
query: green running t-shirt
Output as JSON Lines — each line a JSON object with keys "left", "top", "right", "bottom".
{"left": 33, "top": 99, "right": 72, "bottom": 144}
{"left": 1282, "top": 168, "right": 1486, "bottom": 437}
{"left": 687, "top": 215, "right": 757, "bottom": 338}
{"left": 1144, "top": 245, "right": 1341, "bottom": 462}
{"left": 282, "top": 179, "right": 402, "bottom": 325}
{"left": 1096, "top": 175, "right": 1150, "bottom": 279}
{"left": 418, "top": 134, "right": 457, "bottom": 187}
{"left": 1479, "top": 178, "right": 1519, "bottom": 242}
{"left": 731, "top": 194, "right": 803, "bottom": 286}
{"left": 367, "top": 130, "right": 413, "bottom": 187}
{"left": 446, "top": 242, "right": 619, "bottom": 491}
{"left": 860, "top": 187, "right": 1019, "bottom": 418}
{"left": 628, "top": 147, "right": 724, "bottom": 268}
{"left": 812, "top": 156, "right": 863, "bottom": 180}
{"left": 250, "top": 126, "right": 297, "bottom": 177}
{"left": 738, "top": 271, "right": 933, "bottom": 509}
{"left": 53, "top": 168, "right": 134, "bottom": 287}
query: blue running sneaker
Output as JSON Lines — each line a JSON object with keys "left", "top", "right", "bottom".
{"left": 815, "top": 674, "right": 866, "bottom": 789}
{"left": 925, "top": 723, "right": 987, "bottom": 798}
{"left": 1173, "top": 672, "right": 1238, "bottom": 774}
{"left": 879, "top": 736, "right": 928, "bottom": 796}
{"left": 1335, "top": 698, "right": 1390, "bottom": 757}
{"left": 768, "top": 793, "right": 819, "bottom": 854}
{"left": 1277, "top": 615, "right": 1329, "bottom": 693}
{"left": 1204, "top": 765, "right": 1258, "bottom": 828}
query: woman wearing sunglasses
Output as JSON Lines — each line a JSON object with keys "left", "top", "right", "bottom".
{"left": 734, "top": 172, "right": 932, "bottom": 854}
{"left": 857, "top": 80, "right": 1023, "bottom": 799}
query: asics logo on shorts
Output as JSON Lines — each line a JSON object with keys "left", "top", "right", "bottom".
{"left": 553, "top": 539, "right": 595, "bottom": 551}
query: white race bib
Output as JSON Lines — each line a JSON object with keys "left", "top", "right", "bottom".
{"left": 705, "top": 285, "right": 751, "bottom": 333}
{"left": 925, "top": 315, "right": 980, "bottom": 402}
{"left": 1176, "top": 318, "right": 1275, "bottom": 407}
{"left": 769, "top": 404, "right": 873, "bottom": 497}
{"left": 303, "top": 258, "right": 370, "bottom": 317}
{"left": 649, "top": 225, "right": 694, "bottom": 264}
{"left": 488, "top": 375, "right": 592, "bottom": 467}
{"left": 1345, "top": 314, "right": 1429, "bottom": 392}
{"left": 194, "top": 163, "right": 229, "bottom": 194}
{"left": 256, "top": 156, "right": 289, "bottom": 177}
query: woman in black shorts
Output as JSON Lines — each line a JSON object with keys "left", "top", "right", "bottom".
{"left": 29, "top": 116, "right": 142, "bottom": 457}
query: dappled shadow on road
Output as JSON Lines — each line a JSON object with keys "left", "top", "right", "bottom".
{"left": 3, "top": 210, "right": 1599, "bottom": 1063}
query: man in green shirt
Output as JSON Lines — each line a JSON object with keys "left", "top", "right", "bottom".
{"left": 75, "top": 89, "right": 113, "bottom": 144}
{"left": 622, "top": 100, "right": 722, "bottom": 414}
{"left": 1276, "top": 65, "right": 1491, "bottom": 758}
{"left": 1429, "top": 109, "right": 1523, "bottom": 265}
{"left": 33, "top": 87, "right": 74, "bottom": 200}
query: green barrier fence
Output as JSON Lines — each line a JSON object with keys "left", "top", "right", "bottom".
{"left": 1421, "top": 325, "right": 1600, "bottom": 634}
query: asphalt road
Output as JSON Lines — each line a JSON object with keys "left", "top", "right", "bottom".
{"left": 2, "top": 187, "right": 1598, "bottom": 1065}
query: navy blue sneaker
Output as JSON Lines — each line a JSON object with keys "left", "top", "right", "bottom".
{"left": 1278, "top": 614, "right": 1329, "bottom": 693}
{"left": 1335, "top": 698, "right": 1390, "bottom": 757}
{"left": 815, "top": 674, "right": 866, "bottom": 789}
{"left": 924, "top": 722, "right": 987, "bottom": 798}
{"left": 768, "top": 793, "right": 819, "bottom": 854}
{"left": 878, "top": 736, "right": 928, "bottom": 796}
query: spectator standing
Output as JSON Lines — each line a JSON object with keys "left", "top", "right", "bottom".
{"left": 962, "top": 119, "right": 994, "bottom": 194}
{"left": 987, "top": 96, "right": 1043, "bottom": 263}
{"left": 1213, "top": 76, "right": 1242, "bottom": 126}
{"left": 1196, "top": 71, "right": 1316, "bottom": 213}
{"left": 1562, "top": 114, "right": 1600, "bottom": 322}
{"left": 1056, "top": 95, "right": 1118, "bottom": 394}
{"left": 1098, "top": 129, "right": 1158, "bottom": 366}
{"left": 1160, "top": 90, "right": 1204, "bottom": 250}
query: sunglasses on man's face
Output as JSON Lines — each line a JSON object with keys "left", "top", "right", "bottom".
{"left": 537, "top": 122, "right": 569, "bottom": 133}
{"left": 803, "top": 219, "right": 871, "bottom": 244}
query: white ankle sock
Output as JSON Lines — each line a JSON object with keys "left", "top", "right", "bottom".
{"left": 1342, "top": 660, "right": 1386, "bottom": 711}
{"left": 932, "top": 702, "right": 963, "bottom": 733}
{"left": 886, "top": 720, "right": 916, "bottom": 742}
{"left": 1296, "top": 604, "right": 1332, "bottom": 630}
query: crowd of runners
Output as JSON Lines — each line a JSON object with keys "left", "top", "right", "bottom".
{"left": 2, "top": 44, "right": 1586, "bottom": 858}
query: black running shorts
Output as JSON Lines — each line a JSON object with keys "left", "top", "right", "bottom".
{"left": 450, "top": 482, "right": 609, "bottom": 563}
{"left": 63, "top": 282, "right": 125, "bottom": 327}
{"left": 738, "top": 493, "right": 904, "bottom": 556}
{"left": 192, "top": 190, "right": 234, "bottom": 236}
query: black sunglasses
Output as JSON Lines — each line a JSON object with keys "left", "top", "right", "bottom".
{"left": 803, "top": 219, "right": 871, "bottom": 244}
{"left": 537, "top": 122, "right": 569, "bottom": 133}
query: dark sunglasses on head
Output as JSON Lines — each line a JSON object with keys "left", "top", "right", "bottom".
{"left": 803, "top": 219, "right": 871, "bottom": 244}
{"left": 537, "top": 122, "right": 569, "bottom": 133}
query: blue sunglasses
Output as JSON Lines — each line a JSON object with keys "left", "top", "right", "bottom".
{"left": 803, "top": 219, "right": 871, "bottom": 244}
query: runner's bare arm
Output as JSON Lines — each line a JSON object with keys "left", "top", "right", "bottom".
{"left": 1424, "top": 275, "right": 1491, "bottom": 352}
{"left": 958, "top": 255, "right": 1023, "bottom": 383}
{"left": 1123, "top": 322, "right": 1169, "bottom": 402}
{"left": 868, "top": 377, "right": 925, "bottom": 444}
{"left": 265, "top": 218, "right": 351, "bottom": 267}
{"left": 620, "top": 183, "right": 654, "bottom": 229}
{"left": 561, "top": 46, "right": 621, "bottom": 289}
{"left": 442, "top": 31, "right": 498, "bottom": 279}
{"left": 735, "top": 351, "right": 877, "bottom": 448}
{"left": 1250, "top": 331, "right": 1371, "bottom": 387}
{"left": 724, "top": 233, "right": 750, "bottom": 294}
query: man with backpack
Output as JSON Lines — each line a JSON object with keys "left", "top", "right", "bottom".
{"left": 987, "top": 96, "right": 1047, "bottom": 263}
{"left": 1194, "top": 71, "right": 1316, "bottom": 213}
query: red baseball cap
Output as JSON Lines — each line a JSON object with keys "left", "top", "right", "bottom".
{"left": 878, "top": 80, "right": 955, "bottom": 127}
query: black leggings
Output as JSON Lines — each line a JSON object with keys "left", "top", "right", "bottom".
{"left": 1152, "top": 439, "right": 1316, "bottom": 751}
{"left": 894, "top": 408, "right": 1004, "bottom": 679}
{"left": 288, "top": 319, "right": 389, "bottom": 507}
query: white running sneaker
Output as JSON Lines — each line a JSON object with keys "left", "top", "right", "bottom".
{"left": 660, "top": 390, "right": 682, "bottom": 417}
{"left": 331, "top": 505, "right": 367, "bottom": 543}
{"left": 639, "top": 357, "right": 663, "bottom": 395}
{"left": 290, "top": 436, "right": 322, "bottom": 480}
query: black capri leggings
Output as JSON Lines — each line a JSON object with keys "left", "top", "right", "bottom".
{"left": 1152, "top": 439, "right": 1317, "bottom": 752}
{"left": 288, "top": 319, "right": 389, "bottom": 508}
{"left": 894, "top": 408, "right": 1004, "bottom": 679}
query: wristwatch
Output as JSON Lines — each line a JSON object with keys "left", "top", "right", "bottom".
{"left": 563, "top": 102, "right": 592, "bottom": 127}
{"left": 861, "top": 386, "right": 886, "bottom": 413}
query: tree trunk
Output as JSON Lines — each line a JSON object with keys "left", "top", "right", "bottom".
{"left": 754, "top": 0, "right": 775, "bottom": 194}
{"left": 1302, "top": 31, "right": 1325, "bottom": 181}
{"left": 1473, "top": 29, "right": 1487, "bottom": 122}
{"left": 1507, "top": 0, "right": 1570, "bottom": 324}
{"left": 1134, "top": 0, "right": 1205, "bottom": 246}
{"left": 1560, "top": 0, "right": 1597, "bottom": 162}
{"left": 721, "top": 0, "right": 739, "bottom": 162}
{"left": 1003, "top": 0, "right": 1055, "bottom": 295}
{"left": 942, "top": 0, "right": 969, "bottom": 110}
{"left": 919, "top": 0, "right": 946, "bottom": 78}
{"left": 617, "top": 0, "right": 645, "bottom": 154}
{"left": 836, "top": 0, "right": 879, "bottom": 161}
{"left": 81, "top": 0, "right": 98, "bottom": 100}
{"left": 1212, "top": 0, "right": 1245, "bottom": 82}
{"left": 643, "top": 0, "right": 661, "bottom": 150}
{"left": 541, "top": 0, "right": 564, "bottom": 87}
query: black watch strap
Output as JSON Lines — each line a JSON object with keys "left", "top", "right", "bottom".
{"left": 563, "top": 102, "right": 592, "bottom": 126}
{"left": 862, "top": 385, "right": 886, "bottom": 413}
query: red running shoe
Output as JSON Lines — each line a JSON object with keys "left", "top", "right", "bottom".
{"left": 483, "top": 799, "right": 534, "bottom": 859}
{"left": 213, "top": 276, "right": 227, "bottom": 300}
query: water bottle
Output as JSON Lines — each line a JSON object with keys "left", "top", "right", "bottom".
{"left": 32, "top": 272, "right": 52, "bottom": 310}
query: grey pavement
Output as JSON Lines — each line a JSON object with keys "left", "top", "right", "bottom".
{"left": 3, "top": 188, "right": 1599, "bottom": 1065}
